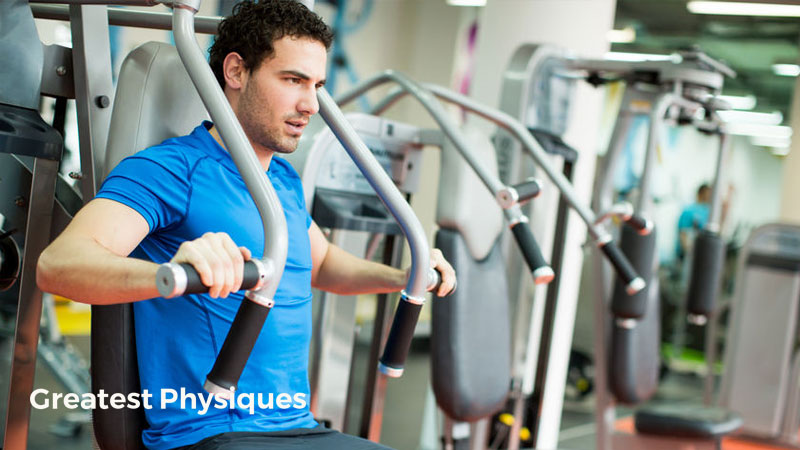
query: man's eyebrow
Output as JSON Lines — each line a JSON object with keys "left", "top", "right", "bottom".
{"left": 280, "top": 70, "right": 326, "bottom": 86}
{"left": 280, "top": 70, "right": 310, "bottom": 80}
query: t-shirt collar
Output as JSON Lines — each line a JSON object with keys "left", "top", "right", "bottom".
{"left": 194, "top": 120, "right": 276, "bottom": 176}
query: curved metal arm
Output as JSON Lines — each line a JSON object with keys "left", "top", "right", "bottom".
{"left": 364, "top": 80, "right": 650, "bottom": 293}
{"left": 173, "top": 4, "right": 286, "bottom": 301}
{"left": 317, "top": 89, "right": 432, "bottom": 376}
{"left": 366, "top": 79, "right": 608, "bottom": 243}
{"left": 318, "top": 88, "right": 430, "bottom": 298}
{"left": 172, "top": 2, "right": 287, "bottom": 393}
{"left": 335, "top": 71, "right": 554, "bottom": 283}
{"left": 336, "top": 71, "right": 506, "bottom": 197}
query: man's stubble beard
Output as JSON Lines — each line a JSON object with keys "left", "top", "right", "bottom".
{"left": 238, "top": 86, "right": 300, "bottom": 155}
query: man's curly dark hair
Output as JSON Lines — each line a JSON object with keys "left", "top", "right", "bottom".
{"left": 209, "top": 0, "right": 333, "bottom": 88}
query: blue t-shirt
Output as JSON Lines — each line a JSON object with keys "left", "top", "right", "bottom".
{"left": 676, "top": 202, "right": 710, "bottom": 258}
{"left": 96, "top": 122, "right": 318, "bottom": 450}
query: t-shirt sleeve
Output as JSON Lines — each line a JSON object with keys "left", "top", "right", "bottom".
{"left": 96, "top": 146, "right": 192, "bottom": 232}
{"left": 677, "top": 207, "right": 693, "bottom": 231}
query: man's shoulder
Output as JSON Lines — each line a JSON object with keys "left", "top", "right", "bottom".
{"left": 120, "top": 127, "right": 213, "bottom": 175}
{"left": 272, "top": 156, "right": 303, "bottom": 182}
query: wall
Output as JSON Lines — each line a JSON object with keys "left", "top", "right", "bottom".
{"left": 780, "top": 75, "right": 800, "bottom": 224}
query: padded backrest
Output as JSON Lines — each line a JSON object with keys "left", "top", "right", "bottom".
{"left": 436, "top": 125, "right": 503, "bottom": 261}
{"left": 104, "top": 41, "right": 209, "bottom": 178}
{"left": 432, "top": 124, "right": 510, "bottom": 420}
{"left": 431, "top": 229, "right": 510, "bottom": 421}
{"left": 91, "top": 41, "right": 208, "bottom": 450}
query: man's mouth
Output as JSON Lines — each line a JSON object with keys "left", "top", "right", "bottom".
{"left": 285, "top": 120, "right": 307, "bottom": 135}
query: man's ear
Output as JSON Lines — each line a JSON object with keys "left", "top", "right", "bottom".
{"left": 222, "top": 52, "right": 247, "bottom": 90}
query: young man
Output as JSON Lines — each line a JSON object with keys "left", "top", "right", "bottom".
{"left": 676, "top": 183, "right": 732, "bottom": 262}
{"left": 677, "top": 184, "right": 712, "bottom": 262}
{"left": 36, "top": 1, "right": 455, "bottom": 449}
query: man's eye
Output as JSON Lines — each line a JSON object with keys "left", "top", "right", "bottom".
{"left": 288, "top": 78, "right": 301, "bottom": 84}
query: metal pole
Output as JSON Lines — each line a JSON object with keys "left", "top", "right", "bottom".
{"left": 636, "top": 92, "right": 673, "bottom": 214}
{"left": 317, "top": 88, "right": 430, "bottom": 298}
{"left": 69, "top": 4, "right": 114, "bottom": 201}
{"left": 172, "top": 2, "right": 287, "bottom": 301}
{"left": 706, "top": 131, "right": 730, "bottom": 232}
{"left": 3, "top": 159, "right": 60, "bottom": 450}
{"left": 31, "top": 4, "right": 222, "bottom": 34}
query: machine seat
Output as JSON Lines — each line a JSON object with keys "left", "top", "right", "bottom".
{"left": 635, "top": 403, "right": 742, "bottom": 439}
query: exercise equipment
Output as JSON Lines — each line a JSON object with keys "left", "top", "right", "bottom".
{"left": 494, "top": 44, "right": 743, "bottom": 450}
{"left": 580, "top": 50, "right": 742, "bottom": 450}
{"left": 285, "top": 111, "right": 440, "bottom": 435}
{"left": 714, "top": 223, "right": 800, "bottom": 446}
{"left": 7, "top": 2, "right": 438, "bottom": 449}
{"left": 339, "top": 71, "right": 646, "bottom": 448}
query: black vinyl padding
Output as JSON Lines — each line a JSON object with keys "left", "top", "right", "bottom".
{"left": 686, "top": 230, "right": 725, "bottom": 317}
{"left": 91, "top": 304, "right": 147, "bottom": 450}
{"left": 635, "top": 403, "right": 743, "bottom": 438}
{"left": 431, "top": 229, "right": 510, "bottom": 421}
{"left": 611, "top": 224, "right": 656, "bottom": 318}
{"left": 609, "top": 274, "right": 660, "bottom": 405}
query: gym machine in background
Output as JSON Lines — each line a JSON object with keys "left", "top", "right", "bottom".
{"left": 575, "top": 49, "right": 742, "bottom": 450}
{"left": 332, "top": 71, "right": 647, "bottom": 448}
{"left": 499, "top": 45, "right": 744, "bottom": 449}
{"left": 713, "top": 223, "right": 800, "bottom": 447}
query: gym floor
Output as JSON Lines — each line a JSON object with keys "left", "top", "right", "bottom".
{"left": 0, "top": 306, "right": 796, "bottom": 450}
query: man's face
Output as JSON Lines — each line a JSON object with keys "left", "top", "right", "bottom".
{"left": 236, "top": 36, "right": 327, "bottom": 155}
{"left": 699, "top": 188, "right": 712, "bottom": 204}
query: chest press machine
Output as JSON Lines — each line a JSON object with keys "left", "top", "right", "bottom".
{"left": 318, "top": 71, "right": 646, "bottom": 448}
{"left": 3, "top": 1, "right": 442, "bottom": 449}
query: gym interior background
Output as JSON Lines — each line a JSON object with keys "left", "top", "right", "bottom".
{"left": 4, "top": 0, "right": 800, "bottom": 449}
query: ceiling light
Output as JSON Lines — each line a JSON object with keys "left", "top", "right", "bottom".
{"left": 607, "top": 27, "right": 636, "bottom": 44}
{"left": 773, "top": 64, "right": 800, "bottom": 77}
{"left": 604, "top": 52, "right": 678, "bottom": 62}
{"left": 716, "top": 94, "right": 756, "bottom": 111}
{"left": 718, "top": 110, "right": 783, "bottom": 125}
{"left": 447, "top": 0, "right": 486, "bottom": 6}
{"left": 750, "top": 135, "right": 791, "bottom": 148}
{"left": 687, "top": 1, "right": 800, "bottom": 17}
{"left": 727, "top": 123, "right": 792, "bottom": 139}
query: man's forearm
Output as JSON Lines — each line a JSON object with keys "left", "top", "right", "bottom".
{"left": 312, "top": 244, "right": 406, "bottom": 295}
{"left": 37, "top": 235, "right": 160, "bottom": 305}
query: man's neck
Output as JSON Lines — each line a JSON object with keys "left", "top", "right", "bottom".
{"left": 209, "top": 124, "right": 273, "bottom": 171}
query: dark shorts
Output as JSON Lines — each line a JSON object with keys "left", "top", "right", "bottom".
{"left": 173, "top": 426, "right": 396, "bottom": 450}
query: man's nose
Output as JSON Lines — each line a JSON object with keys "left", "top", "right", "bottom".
{"left": 298, "top": 87, "right": 319, "bottom": 116}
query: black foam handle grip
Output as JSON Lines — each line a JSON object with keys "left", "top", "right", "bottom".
{"left": 206, "top": 297, "right": 272, "bottom": 391}
{"left": 379, "top": 297, "right": 423, "bottom": 377}
{"left": 625, "top": 214, "right": 653, "bottom": 236}
{"left": 610, "top": 224, "right": 656, "bottom": 319}
{"left": 686, "top": 230, "right": 725, "bottom": 319}
{"left": 600, "top": 239, "right": 645, "bottom": 298}
{"left": 510, "top": 222, "right": 555, "bottom": 285}
{"left": 170, "top": 261, "right": 263, "bottom": 295}
{"left": 512, "top": 179, "right": 542, "bottom": 203}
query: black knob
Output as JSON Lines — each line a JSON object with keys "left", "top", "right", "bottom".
{"left": 95, "top": 95, "right": 110, "bottom": 108}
